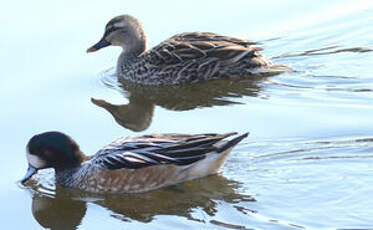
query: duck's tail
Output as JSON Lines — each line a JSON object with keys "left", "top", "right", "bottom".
{"left": 268, "top": 63, "right": 295, "bottom": 72}
{"left": 184, "top": 132, "right": 249, "bottom": 179}
{"left": 257, "top": 63, "right": 295, "bottom": 74}
{"left": 216, "top": 132, "right": 249, "bottom": 153}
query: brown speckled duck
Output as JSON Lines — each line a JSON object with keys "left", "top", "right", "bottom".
{"left": 22, "top": 131, "right": 248, "bottom": 194}
{"left": 87, "top": 14, "right": 291, "bottom": 86}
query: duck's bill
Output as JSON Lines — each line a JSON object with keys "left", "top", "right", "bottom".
{"left": 87, "top": 38, "right": 111, "bottom": 53}
{"left": 21, "top": 165, "right": 38, "bottom": 184}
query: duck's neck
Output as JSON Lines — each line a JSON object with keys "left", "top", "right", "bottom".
{"left": 117, "top": 51, "right": 141, "bottom": 70}
{"left": 54, "top": 151, "right": 89, "bottom": 188}
{"left": 55, "top": 167, "right": 80, "bottom": 187}
{"left": 55, "top": 161, "right": 91, "bottom": 188}
{"left": 122, "top": 36, "right": 146, "bottom": 57}
{"left": 116, "top": 38, "right": 146, "bottom": 80}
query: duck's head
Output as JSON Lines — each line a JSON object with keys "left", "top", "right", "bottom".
{"left": 21, "top": 131, "right": 86, "bottom": 184}
{"left": 87, "top": 14, "right": 146, "bottom": 55}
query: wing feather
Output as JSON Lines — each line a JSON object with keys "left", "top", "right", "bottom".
{"left": 144, "top": 32, "right": 261, "bottom": 67}
{"left": 92, "top": 133, "right": 240, "bottom": 170}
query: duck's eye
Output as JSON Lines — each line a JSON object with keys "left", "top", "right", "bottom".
{"left": 105, "top": 26, "right": 118, "bottom": 36}
{"left": 105, "top": 26, "right": 127, "bottom": 37}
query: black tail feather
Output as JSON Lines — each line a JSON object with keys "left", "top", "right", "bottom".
{"left": 217, "top": 132, "right": 249, "bottom": 153}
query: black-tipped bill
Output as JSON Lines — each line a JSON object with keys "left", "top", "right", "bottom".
{"left": 21, "top": 165, "right": 38, "bottom": 184}
{"left": 87, "top": 38, "right": 111, "bottom": 53}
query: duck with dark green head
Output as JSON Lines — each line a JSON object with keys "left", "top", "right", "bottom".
{"left": 22, "top": 131, "right": 248, "bottom": 194}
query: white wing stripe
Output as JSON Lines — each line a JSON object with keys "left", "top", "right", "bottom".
{"left": 118, "top": 151, "right": 159, "bottom": 164}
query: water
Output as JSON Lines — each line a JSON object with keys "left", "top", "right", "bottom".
{"left": 1, "top": 0, "right": 373, "bottom": 229}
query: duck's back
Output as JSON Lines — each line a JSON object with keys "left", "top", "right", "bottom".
{"left": 66, "top": 133, "right": 247, "bottom": 193}
{"left": 118, "top": 32, "right": 290, "bottom": 86}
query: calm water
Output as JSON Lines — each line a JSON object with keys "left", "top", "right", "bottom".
{"left": 1, "top": 0, "right": 373, "bottom": 229}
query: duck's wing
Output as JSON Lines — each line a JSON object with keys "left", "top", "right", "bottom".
{"left": 145, "top": 32, "right": 265, "bottom": 66}
{"left": 170, "top": 32, "right": 258, "bottom": 47}
{"left": 92, "top": 133, "right": 248, "bottom": 170}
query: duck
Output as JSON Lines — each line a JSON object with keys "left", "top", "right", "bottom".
{"left": 21, "top": 131, "right": 248, "bottom": 194}
{"left": 87, "top": 14, "right": 291, "bottom": 86}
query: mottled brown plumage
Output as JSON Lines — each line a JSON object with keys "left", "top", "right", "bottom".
{"left": 87, "top": 15, "right": 291, "bottom": 86}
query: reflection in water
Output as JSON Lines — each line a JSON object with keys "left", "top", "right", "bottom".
{"left": 93, "top": 75, "right": 273, "bottom": 131}
{"left": 92, "top": 97, "right": 154, "bottom": 132}
{"left": 32, "top": 193, "right": 86, "bottom": 230}
{"left": 28, "top": 175, "right": 255, "bottom": 229}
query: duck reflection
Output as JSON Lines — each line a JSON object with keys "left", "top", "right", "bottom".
{"left": 93, "top": 76, "right": 270, "bottom": 131}
{"left": 29, "top": 175, "right": 255, "bottom": 229}
{"left": 31, "top": 191, "right": 86, "bottom": 230}
{"left": 91, "top": 97, "right": 154, "bottom": 132}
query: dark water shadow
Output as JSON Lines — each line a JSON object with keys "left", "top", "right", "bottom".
{"left": 93, "top": 75, "right": 274, "bottom": 132}
{"left": 27, "top": 175, "right": 255, "bottom": 229}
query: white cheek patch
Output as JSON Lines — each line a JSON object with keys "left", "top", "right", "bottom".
{"left": 27, "top": 152, "right": 47, "bottom": 169}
